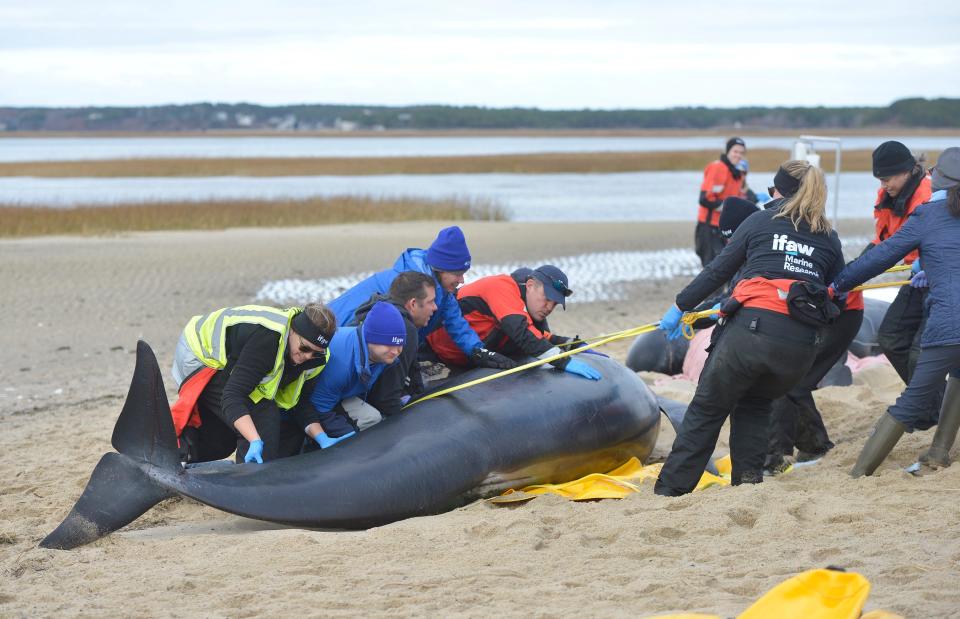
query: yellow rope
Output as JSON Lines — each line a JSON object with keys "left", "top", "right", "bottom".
{"left": 885, "top": 264, "right": 912, "bottom": 274}
{"left": 411, "top": 267, "right": 916, "bottom": 406}
{"left": 558, "top": 265, "right": 913, "bottom": 349}
{"left": 673, "top": 280, "right": 912, "bottom": 339}
{"left": 557, "top": 327, "right": 638, "bottom": 349}
{"left": 852, "top": 279, "right": 911, "bottom": 291}
{"left": 403, "top": 323, "right": 661, "bottom": 409}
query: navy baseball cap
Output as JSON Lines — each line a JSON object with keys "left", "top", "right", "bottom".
{"left": 531, "top": 265, "right": 572, "bottom": 309}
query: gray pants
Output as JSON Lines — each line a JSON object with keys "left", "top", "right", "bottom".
{"left": 341, "top": 397, "right": 383, "bottom": 431}
{"left": 888, "top": 345, "right": 960, "bottom": 431}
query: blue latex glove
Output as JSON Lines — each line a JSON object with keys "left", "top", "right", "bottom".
{"left": 659, "top": 305, "right": 685, "bottom": 341}
{"left": 910, "top": 270, "right": 928, "bottom": 289}
{"left": 708, "top": 302, "right": 721, "bottom": 321}
{"left": 243, "top": 439, "right": 264, "bottom": 464}
{"left": 315, "top": 430, "right": 356, "bottom": 449}
{"left": 828, "top": 283, "right": 848, "bottom": 305}
{"left": 911, "top": 259, "right": 922, "bottom": 275}
{"left": 564, "top": 358, "right": 601, "bottom": 381}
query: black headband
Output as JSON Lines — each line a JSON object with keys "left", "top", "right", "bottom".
{"left": 291, "top": 311, "right": 331, "bottom": 348}
{"left": 773, "top": 167, "right": 802, "bottom": 198}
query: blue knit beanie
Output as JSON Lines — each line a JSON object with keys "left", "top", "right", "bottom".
{"left": 362, "top": 301, "right": 406, "bottom": 346}
{"left": 426, "top": 226, "right": 471, "bottom": 272}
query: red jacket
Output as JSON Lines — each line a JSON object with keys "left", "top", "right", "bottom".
{"left": 698, "top": 160, "right": 743, "bottom": 227}
{"left": 873, "top": 175, "right": 931, "bottom": 265}
{"left": 427, "top": 274, "right": 560, "bottom": 366}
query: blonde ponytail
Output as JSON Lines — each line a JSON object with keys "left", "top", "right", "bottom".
{"left": 774, "top": 160, "right": 831, "bottom": 234}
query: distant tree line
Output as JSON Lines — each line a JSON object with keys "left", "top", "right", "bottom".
{"left": 1, "top": 98, "right": 958, "bottom": 132}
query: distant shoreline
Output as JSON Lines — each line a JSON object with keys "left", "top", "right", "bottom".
{"left": 4, "top": 127, "right": 960, "bottom": 139}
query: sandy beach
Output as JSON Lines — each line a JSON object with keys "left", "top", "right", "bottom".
{"left": 2, "top": 219, "right": 957, "bottom": 617}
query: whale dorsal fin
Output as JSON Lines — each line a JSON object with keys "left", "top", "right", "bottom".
{"left": 111, "top": 340, "right": 180, "bottom": 471}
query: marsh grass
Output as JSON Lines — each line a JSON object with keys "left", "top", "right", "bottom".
{"left": 0, "top": 149, "right": 924, "bottom": 177}
{"left": 0, "top": 195, "right": 507, "bottom": 238}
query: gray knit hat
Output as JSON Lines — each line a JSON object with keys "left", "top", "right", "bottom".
{"left": 932, "top": 147, "right": 960, "bottom": 192}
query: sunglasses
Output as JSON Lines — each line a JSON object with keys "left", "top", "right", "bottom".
{"left": 549, "top": 278, "right": 573, "bottom": 298}
{"left": 296, "top": 334, "right": 327, "bottom": 357}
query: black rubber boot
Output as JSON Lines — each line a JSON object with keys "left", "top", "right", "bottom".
{"left": 850, "top": 412, "right": 906, "bottom": 478}
{"left": 919, "top": 377, "right": 960, "bottom": 469}
{"left": 762, "top": 453, "right": 792, "bottom": 476}
{"left": 732, "top": 470, "right": 764, "bottom": 485}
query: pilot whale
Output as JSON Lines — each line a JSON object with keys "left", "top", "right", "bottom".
{"left": 41, "top": 341, "right": 661, "bottom": 550}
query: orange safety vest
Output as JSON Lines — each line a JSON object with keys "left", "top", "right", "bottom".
{"left": 170, "top": 366, "right": 218, "bottom": 438}
{"left": 729, "top": 277, "right": 797, "bottom": 316}
{"left": 698, "top": 160, "right": 742, "bottom": 227}
{"left": 427, "top": 274, "right": 554, "bottom": 365}
{"left": 845, "top": 290, "right": 865, "bottom": 312}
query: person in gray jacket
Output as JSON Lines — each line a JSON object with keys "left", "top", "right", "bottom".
{"left": 831, "top": 147, "right": 960, "bottom": 476}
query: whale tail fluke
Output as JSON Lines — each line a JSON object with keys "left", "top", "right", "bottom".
{"left": 40, "top": 341, "right": 179, "bottom": 550}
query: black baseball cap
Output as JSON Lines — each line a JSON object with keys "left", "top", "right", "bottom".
{"left": 531, "top": 265, "right": 572, "bottom": 309}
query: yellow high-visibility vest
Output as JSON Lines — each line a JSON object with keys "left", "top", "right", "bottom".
{"left": 183, "top": 305, "right": 327, "bottom": 409}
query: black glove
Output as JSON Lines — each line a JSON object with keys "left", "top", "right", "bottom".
{"left": 569, "top": 334, "right": 589, "bottom": 350}
{"left": 471, "top": 347, "right": 517, "bottom": 370}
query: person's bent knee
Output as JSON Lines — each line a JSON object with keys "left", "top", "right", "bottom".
{"left": 341, "top": 397, "right": 383, "bottom": 431}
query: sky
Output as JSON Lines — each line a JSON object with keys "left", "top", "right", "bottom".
{"left": 2, "top": 1, "right": 959, "bottom": 109}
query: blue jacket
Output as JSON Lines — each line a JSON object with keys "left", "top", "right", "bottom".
{"left": 307, "top": 326, "right": 393, "bottom": 434}
{"left": 327, "top": 248, "right": 482, "bottom": 355}
{"left": 833, "top": 192, "right": 960, "bottom": 348}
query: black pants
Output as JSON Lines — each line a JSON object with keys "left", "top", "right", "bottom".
{"left": 694, "top": 222, "right": 724, "bottom": 268}
{"left": 767, "top": 309, "right": 864, "bottom": 459}
{"left": 654, "top": 309, "right": 819, "bottom": 496}
{"left": 188, "top": 369, "right": 286, "bottom": 463}
{"left": 878, "top": 285, "right": 927, "bottom": 384}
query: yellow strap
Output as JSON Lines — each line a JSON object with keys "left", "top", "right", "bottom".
{"left": 417, "top": 269, "right": 917, "bottom": 404}
{"left": 558, "top": 267, "right": 912, "bottom": 349}
{"left": 403, "top": 323, "right": 661, "bottom": 409}
{"left": 852, "top": 279, "right": 911, "bottom": 291}
{"left": 674, "top": 279, "right": 912, "bottom": 340}
{"left": 557, "top": 326, "right": 639, "bottom": 349}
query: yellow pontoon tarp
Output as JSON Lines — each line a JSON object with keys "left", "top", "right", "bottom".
{"left": 488, "top": 456, "right": 729, "bottom": 504}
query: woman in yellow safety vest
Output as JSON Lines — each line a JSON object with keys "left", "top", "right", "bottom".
{"left": 170, "top": 303, "right": 336, "bottom": 464}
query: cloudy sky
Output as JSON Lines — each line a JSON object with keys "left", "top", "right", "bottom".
{"left": 2, "top": 1, "right": 958, "bottom": 109}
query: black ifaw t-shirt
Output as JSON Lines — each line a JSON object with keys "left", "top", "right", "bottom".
{"left": 677, "top": 209, "right": 844, "bottom": 311}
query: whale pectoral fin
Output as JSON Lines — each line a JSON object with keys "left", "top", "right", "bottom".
{"left": 656, "top": 396, "right": 687, "bottom": 434}
{"left": 40, "top": 452, "right": 174, "bottom": 550}
{"left": 655, "top": 396, "right": 720, "bottom": 476}
{"left": 111, "top": 340, "right": 180, "bottom": 470}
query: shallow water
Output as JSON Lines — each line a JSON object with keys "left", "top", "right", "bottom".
{"left": 257, "top": 237, "right": 876, "bottom": 306}
{"left": 0, "top": 171, "right": 882, "bottom": 222}
{"left": 0, "top": 134, "right": 955, "bottom": 162}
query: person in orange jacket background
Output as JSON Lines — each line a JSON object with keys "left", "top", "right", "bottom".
{"left": 695, "top": 137, "right": 747, "bottom": 267}
{"left": 867, "top": 141, "right": 932, "bottom": 384}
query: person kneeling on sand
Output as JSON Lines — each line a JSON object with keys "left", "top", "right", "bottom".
{"left": 170, "top": 302, "right": 336, "bottom": 465}
{"left": 426, "top": 265, "right": 601, "bottom": 380}
{"left": 350, "top": 271, "right": 438, "bottom": 408}
{"left": 831, "top": 147, "right": 960, "bottom": 476}
{"left": 280, "top": 301, "right": 407, "bottom": 453}
{"left": 327, "top": 225, "right": 516, "bottom": 372}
